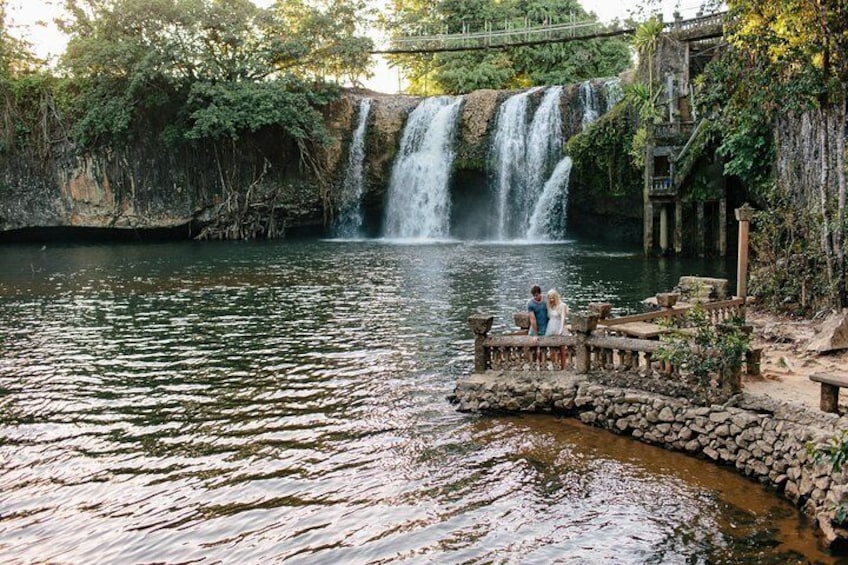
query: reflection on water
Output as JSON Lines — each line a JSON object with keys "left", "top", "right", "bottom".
{"left": 0, "top": 239, "right": 837, "bottom": 562}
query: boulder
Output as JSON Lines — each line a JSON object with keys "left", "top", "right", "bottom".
{"left": 675, "top": 276, "right": 729, "bottom": 302}
{"left": 807, "top": 309, "right": 848, "bottom": 353}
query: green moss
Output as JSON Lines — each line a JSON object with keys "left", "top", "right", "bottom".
{"left": 452, "top": 157, "right": 486, "bottom": 172}
{"left": 567, "top": 101, "right": 642, "bottom": 200}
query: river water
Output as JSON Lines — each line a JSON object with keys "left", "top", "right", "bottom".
{"left": 0, "top": 239, "right": 838, "bottom": 563}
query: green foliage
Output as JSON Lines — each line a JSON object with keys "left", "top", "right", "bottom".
{"left": 623, "top": 82, "right": 663, "bottom": 169}
{"left": 567, "top": 99, "right": 640, "bottom": 198}
{"left": 696, "top": 52, "right": 776, "bottom": 194}
{"left": 57, "top": 0, "right": 372, "bottom": 148}
{"left": 0, "top": 1, "right": 42, "bottom": 79}
{"left": 656, "top": 306, "right": 751, "bottom": 393}
{"left": 809, "top": 430, "right": 848, "bottom": 474}
{"left": 383, "top": 0, "right": 632, "bottom": 94}
{"left": 185, "top": 79, "right": 337, "bottom": 143}
{"left": 748, "top": 202, "right": 836, "bottom": 314}
{"left": 431, "top": 51, "right": 520, "bottom": 94}
{"left": 696, "top": 1, "right": 848, "bottom": 310}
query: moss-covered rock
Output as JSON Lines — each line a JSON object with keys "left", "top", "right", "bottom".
{"left": 566, "top": 100, "right": 643, "bottom": 240}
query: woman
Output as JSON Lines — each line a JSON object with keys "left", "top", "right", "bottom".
{"left": 544, "top": 288, "right": 569, "bottom": 336}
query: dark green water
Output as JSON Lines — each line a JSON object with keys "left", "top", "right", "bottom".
{"left": 0, "top": 239, "right": 839, "bottom": 562}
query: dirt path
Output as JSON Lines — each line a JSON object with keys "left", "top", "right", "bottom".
{"left": 742, "top": 309, "right": 848, "bottom": 410}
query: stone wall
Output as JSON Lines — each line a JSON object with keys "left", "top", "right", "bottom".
{"left": 453, "top": 371, "right": 848, "bottom": 548}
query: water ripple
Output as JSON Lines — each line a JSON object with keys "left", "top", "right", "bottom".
{"left": 0, "top": 241, "right": 829, "bottom": 563}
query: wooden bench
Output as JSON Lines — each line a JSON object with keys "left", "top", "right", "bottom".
{"left": 809, "top": 373, "right": 848, "bottom": 413}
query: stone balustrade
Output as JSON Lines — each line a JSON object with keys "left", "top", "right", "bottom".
{"left": 599, "top": 296, "right": 745, "bottom": 328}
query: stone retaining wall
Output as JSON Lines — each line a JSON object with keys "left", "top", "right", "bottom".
{"left": 453, "top": 371, "right": 848, "bottom": 548}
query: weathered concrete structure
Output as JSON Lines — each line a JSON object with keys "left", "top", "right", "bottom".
{"left": 641, "top": 14, "right": 729, "bottom": 257}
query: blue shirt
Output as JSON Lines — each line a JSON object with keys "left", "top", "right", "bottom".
{"left": 527, "top": 298, "right": 548, "bottom": 336}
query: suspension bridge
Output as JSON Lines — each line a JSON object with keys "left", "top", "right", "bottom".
{"left": 371, "top": 12, "right": 727, "bottom": 55}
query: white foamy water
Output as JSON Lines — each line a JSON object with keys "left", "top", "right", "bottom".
{"left": 383, "top": 96, "right": 463, "bottom": 239}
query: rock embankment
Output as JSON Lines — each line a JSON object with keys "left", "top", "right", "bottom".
{"left": 453, "top": 371, "right": 848, "bottom": 548}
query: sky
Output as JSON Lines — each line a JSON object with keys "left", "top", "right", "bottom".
{"left": 5, "top": 0, "right": 711, "bottom": 93}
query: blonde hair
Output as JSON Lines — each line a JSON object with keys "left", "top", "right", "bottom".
{"left": 547, "top": 289, "right": 561, "bottom": 309}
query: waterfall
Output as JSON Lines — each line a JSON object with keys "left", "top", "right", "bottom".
{"left": 383, "top": 96, "right": 463, "bottom": 239}
{"left": 524, "top": 86, "right": 564, "bottom": 231}
{"left": 604, "top": 78, "right": 624, "bottom": 112}
{"left": 492, "top": 86, "right": 566, "bottom": 239}
{"left": 492, "top": 87, "right": 538, "bottom": 239}
{"left": 526, "top": 156, "right": 573, "bottom": 240}
{"left": 333, "top": 98, "right": 372, "bottom": 239}
{"left": 580, "top": 81, "right": 600, "bottom": 129}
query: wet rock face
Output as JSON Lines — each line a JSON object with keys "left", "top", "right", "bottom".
{"left": 0, "top": 85, "right": 635, "bottom": 240}
{"left": 456, "top": 89, "right": 503, "bottom": 169}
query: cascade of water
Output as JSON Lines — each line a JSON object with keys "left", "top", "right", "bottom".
{"left": 333, "top": 98, "right": 372, "bottom": 238}
{"left": 604, "top": 77, "right": 624, "bottom": 112}
{"left": 383, "top": 96, "right": 463, "bottom": 239}
{"left": 491, "top": 88, "right": 538, "bottom": 240}
{"left": 580, "top": 81, "right": 600, "bottom": 129}
{"left": 526, "top": 156, "right": 573, "bottom": 240}
{"left": 523, "top": 86, "right": 564, "bottom": 231}
{"left": 491, "top": 86, "right": 568, "bottom": 240}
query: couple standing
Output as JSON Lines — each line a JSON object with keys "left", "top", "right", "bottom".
{"left": 527, "top": 284, "right": 569, "bottom": 336}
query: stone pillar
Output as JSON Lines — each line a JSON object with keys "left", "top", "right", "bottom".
{"left": 674, "top": 198, "right": 683, "bottom": 255}
{"left": 468, "top": 315, "right": 494, "bottom": 373}
{"left": 719, "top": 197, "right": 727, "bottom": 256}
{"left": 588, "top": 302, "right": 612, "bottom": 320}
{"left": 735, "top": 203, "right": 754, "bottom": 299}
{"left": 513, "top": 312, "right": 530, "bottom": 333}
{"left": 570, "top": 313, "right": 598, "bottom": 374}
{"left": 696, "top": 201, "right": 705, "bottom": 257}
{"left": 644, "top": 201, "right": 654, "bottom": 255}
{"left": 656, "top": 292, "right": 679, "bottom": 309}
{"left": 659, "top": 205, "right": 668, "bottom": 254}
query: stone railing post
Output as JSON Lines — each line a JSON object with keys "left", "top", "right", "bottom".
{"left": 588, "top": 302, "right": 612, "bottom": 320}
{"left": 656, "top": 292, "right": 679, "bottom": 310}
{"left": 468, "top": 315, "right": 494, "bottom": 373}
{"left": 735, "top": 203, "right": 754, "bottom": 300}
{"left": 570, "top": 313, "right": 598, "bottom": 374}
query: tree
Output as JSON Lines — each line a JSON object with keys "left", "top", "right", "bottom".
{"left": 0, "top": 0, "right": 41, "bottom": 78}
{"left": 1, "top": 1, "right": 59, "bottom": 155}
{"left": 710, "top": 0, "right": 848, "bottom": 310}
{"left": 58, "top": 0, "right": 373, "bottom": 147}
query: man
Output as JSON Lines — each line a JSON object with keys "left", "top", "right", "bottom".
{"left": 527, "top": 284, "right": 548, "bottom": 336}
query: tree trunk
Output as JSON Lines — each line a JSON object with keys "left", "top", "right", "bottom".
{"left": 835, "top": 87, "right": 847, "bottom": 307}
{"left": 818, "top": 105, "right": 836, "bottom": 295}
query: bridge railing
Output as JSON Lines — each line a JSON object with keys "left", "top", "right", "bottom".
{"left": 374, "top": 12, "right": 728, "bottom": 54}
{"left": 381, "top": 19, "right": 605, "bottom": 53}
{"left": 668, "top": 12, "right": 727, "bottom": 35}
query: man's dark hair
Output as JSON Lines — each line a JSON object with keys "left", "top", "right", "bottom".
{"left": 531, "top": 284, "right": 542, "bottom": 295}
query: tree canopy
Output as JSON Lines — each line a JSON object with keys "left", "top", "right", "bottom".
{"left": 700, "top": 0, "right": 848, "bottom": 310}
{"left": 0, "top": 0, "right": 41, "bottom": 78}
{"left": 56, "top": 0, "right": 373, "bottom": 147}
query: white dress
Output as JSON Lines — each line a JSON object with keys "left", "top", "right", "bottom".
{"left": 545, "top": 303, "right": 569, "bottom": 336}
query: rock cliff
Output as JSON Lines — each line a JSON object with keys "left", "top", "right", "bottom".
{"left": 0, "top": 84, "right": 642, "bottom": 241}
